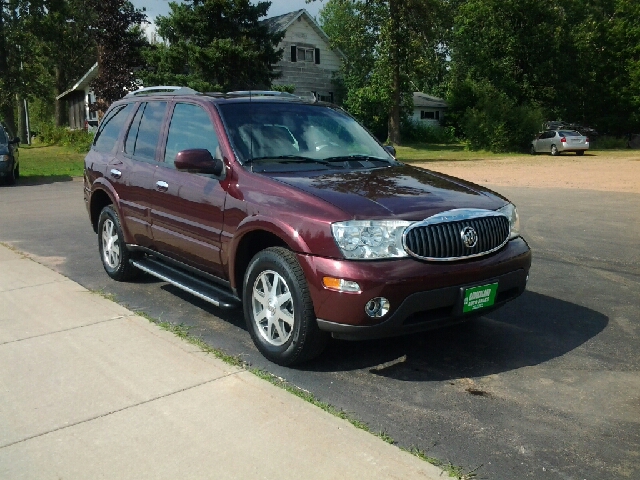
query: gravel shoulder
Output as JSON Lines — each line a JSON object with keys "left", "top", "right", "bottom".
{"left": 411, "top": 151, "right": 640, "bottom": 194}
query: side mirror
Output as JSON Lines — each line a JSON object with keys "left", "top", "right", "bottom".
{"left": 11, "top": 137, "right": 20, "bottom": 145}
{"left": 174, "top": 149, "right": 224, "bottom": 177}
{"left": 384, "top": 145, "right": 396, "bottom": 157}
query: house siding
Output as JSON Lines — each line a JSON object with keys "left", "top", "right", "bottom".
{"left": 271, "top": 16, "right": 342, "bottom": 98}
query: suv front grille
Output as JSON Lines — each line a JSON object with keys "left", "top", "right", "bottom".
{"left": 404, "top": 213, "right": 509, "bottom": 261}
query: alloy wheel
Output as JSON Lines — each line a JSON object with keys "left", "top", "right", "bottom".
{"left": 251, "top": 269, "right": 294, "bottom": 346}
{"left": 101, "top": 218, "right": 121, "bottom": 269}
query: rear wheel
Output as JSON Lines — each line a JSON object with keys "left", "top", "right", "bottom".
{"left": 550, "top": 144, "right": 559, "bottom": 156}
{"left": 6, "top": 163, "right": 16, "bottom": 185}
{"left": 98, "top": 205, "right": 140, "bottom": 281}
{"left": 243, "top": 247, "right": 328, "bottom": 366}
{"left": 576, "top": 150, "right": 585, "bottom": 156}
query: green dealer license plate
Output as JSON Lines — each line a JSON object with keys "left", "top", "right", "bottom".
{"left": 463, "top": 283, "right": 499, "bottom": 313}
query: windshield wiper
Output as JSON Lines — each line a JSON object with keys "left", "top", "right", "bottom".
{"left": 322, "top": 154, "right": 392, "bottom": 163}
{"left": 243, "top": 155, "right": 335, "bottom": 166}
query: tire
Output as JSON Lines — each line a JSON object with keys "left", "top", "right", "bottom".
{"left": 97, "top": 205, "right": 140, "bottom": 281}
{"left": 576, "top": 150, "right": 585, "bottom": 156}
{"left": 550, "top": 144, "right": 559, "bottom": 156}
{"left": 243, "top": 247, "right": 328, "bottom": 366}
{"left": 6, "top": 163, "right": 16, "bottom": 185}
{"left": 530, "top": 144, "right": 536, "bottom": 155}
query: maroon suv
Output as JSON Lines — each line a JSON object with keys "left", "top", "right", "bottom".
{"left": 84, "top": 87, "right": 531, "bottom": 366}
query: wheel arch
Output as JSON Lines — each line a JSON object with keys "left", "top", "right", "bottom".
{"left": 230, "top": 229, "right": 290, "bottom": 296}
{"left": 89, "top": 188, "right": 117, "bottom": 233}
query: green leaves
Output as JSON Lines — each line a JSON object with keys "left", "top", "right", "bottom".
{"left": 138, "top": 0, "right": 283, "bottom": 93}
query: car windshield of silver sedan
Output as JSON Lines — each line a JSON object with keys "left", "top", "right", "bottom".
{"left": 218, "top": 102, "right": 395, "bottom": 171}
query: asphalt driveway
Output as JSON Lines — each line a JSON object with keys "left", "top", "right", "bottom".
{"left": 0, "top": 156, "right": 638, "bottom": 479}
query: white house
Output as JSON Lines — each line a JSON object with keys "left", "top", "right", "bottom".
{"left": 411, "top": 92, "right": 447, "bottom": 126}
{"left": 262, "top": 9, "right": 345, "bottom": 102}
{"left": 56, "top": 63, "right": 99, "bottom": 130}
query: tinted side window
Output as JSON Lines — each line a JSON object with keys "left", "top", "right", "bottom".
{"left": 124, "top": 101, "right": 167, "bottom": 161}
{"left": 164, "top": 103, "right": 219, "bottom": 166}
{"left": 0, "top": 127, "right": 7, "bottom": 144}
{"left": 93, "top": 103, "right": 134, "bottom": 153}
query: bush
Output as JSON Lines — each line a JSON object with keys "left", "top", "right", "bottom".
{"left": 37, "top": 123, "right": 94, "bottom": 152}
{"left": 591, "top": 135, "right": 628, "bottom": 150}
{"left": 401, "top": 120, "right": 457, "bottom": 144}
{"left": 454, "top": 80, "right": 544, "bottom": 152}
{"left": 271, "top": 84, "right": 296, "bottom": 94}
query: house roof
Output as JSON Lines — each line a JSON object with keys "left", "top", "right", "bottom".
{"left": 413, "top": 92, "right": 447, "bottom": 109}
{"left": 261, "top": 9, "right": 346, "bottom": 60}
{"left": 56, "top": 63, "right": 99, "bottom": 100}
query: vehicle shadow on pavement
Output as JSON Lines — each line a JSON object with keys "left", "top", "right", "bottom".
{"left": 305, "top": 291, "right": 608, "bottom": 379}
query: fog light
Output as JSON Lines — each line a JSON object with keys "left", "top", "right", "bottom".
{"left": 322, "top": 277, "right": 361, "bottom": 293}
{"left": 365, "top": 297, "right": 390, "bottom": 318}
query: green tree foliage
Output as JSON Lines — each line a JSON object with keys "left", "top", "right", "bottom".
{"left": 0, "top": 0, "right": 52, "bottom": 133}
{"left": 40, "top": 0, "right": 97, "bottom": 125}
{"left": 319, "top": 0, "right": 451, "bottom": 144}
{"left": 139, "top": 0, "right": 283, "bottom": 92}
{"left": 449, "top": 0, "right": 640, "bottom": 144}
{"left": 88, "top": 0, "right": 147, "bottom": 113}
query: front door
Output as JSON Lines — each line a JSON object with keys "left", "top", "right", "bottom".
{"left": 150, "top": 102, "right": 227, "bottom": 279}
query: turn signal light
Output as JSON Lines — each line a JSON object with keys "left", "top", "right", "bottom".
{"left": 322, "top": 277, "right": 361, "bottom": 293}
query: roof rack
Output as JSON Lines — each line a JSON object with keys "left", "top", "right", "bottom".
{"left": 125, "top": 86, "right": 200, "bottom": 97}
{"left": 226, "top": 90, "right": 301, "bottom": 99}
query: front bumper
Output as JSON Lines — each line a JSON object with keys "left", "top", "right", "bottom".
{"left": 297, "top": 237, "right": 531, "bottom": 340}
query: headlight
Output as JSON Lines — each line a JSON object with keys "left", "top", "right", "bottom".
{"left": 0, "top": 155, "right": 9, "bottom": 162}
{"left": 331, "top": 220, "right": 412, "bottom": 260}
{"left": 497, "top": 203, "right": 520, "bottom": 239}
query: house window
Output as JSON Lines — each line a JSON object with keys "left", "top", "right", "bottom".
{"left": 420, "top": 110, "right": 440, "bottom": 120}
{"left": 318, "top": 92, "right": 334, "bottom": 103}
{"left": 291, "top": 46, "right": 321, "bottom": 64}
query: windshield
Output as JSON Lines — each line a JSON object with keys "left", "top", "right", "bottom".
{"left": 217, "top": 102, "right": 394, "bottom": 170}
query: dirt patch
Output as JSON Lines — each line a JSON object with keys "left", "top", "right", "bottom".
{"left": 412, "top": 152, "right": 640, "bottom": 194}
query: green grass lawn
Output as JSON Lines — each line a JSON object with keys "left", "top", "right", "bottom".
{"left": 19, "top": 144, "right": 86, "bottom": 179}
{"left": 394, "top": 143, "right": 529, "bottom": 163}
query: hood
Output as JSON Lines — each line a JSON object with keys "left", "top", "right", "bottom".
{"left": 266, "top": 164, "right": 507, "bottom": 220}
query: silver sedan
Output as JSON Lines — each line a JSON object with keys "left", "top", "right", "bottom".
{"left": 531, "top": 130, "right": 590, "bottom": 156}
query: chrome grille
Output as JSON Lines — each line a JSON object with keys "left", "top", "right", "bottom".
{"left": 404, "top": 213, "right": 510, "bottom": 261}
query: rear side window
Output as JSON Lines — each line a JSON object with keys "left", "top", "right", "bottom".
{"left": 164, "top": 103, "right": 219, "bottom": 166}
{"left": 93, "top": 103, "right": 134, "bottom": 153}
{"left": 559, "top": 130, "right": 581, "bottom": 137}
{"left": 125, "top": 101, "right": 167, "bottom": 161}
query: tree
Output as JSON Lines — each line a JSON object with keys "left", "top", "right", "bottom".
{"left": 0, "top": 0, "right": 51, "bottom": 135}
{"left": 319, "top": 0, "right": 451, "bottom": 144}
{"left": 87, "top": 0, "right": 147, "bottom": 114}
{"left": 139, "top": 0, "right": 283, "bottom": 93}
{"left": 40, "top": 0, "right": 97, "bottom": 126}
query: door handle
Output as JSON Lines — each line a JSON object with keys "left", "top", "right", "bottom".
{"left": 110, "top": 169, "right": 122, "bottom": 179}
{"left": 155, "top": 180, "right": 169, "bottom": 192}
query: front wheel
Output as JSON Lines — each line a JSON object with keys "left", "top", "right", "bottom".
{"left": 530, "top": 144, "right": 536, "bottom": 155}
{"left": 243, "top": 247, "right": 328, "bottom": 366}
{"left": 98, "top": 205, "right": 140, "bottom": 281}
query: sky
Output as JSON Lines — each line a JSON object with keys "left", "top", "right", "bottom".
{"left": 130, "top": 0, "right": 323, "bottom": 30}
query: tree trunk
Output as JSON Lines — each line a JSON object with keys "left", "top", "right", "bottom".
{"left": 17, "top": 94, "right": 26, "bottom": 142}
{"left": 54, "top": 65, "right": 66, "bottom": 127}
{"left": 0, "top": 0, "right": 16, "bottom": 134}
{"left": 387, "top": 0, "right": 402, "bottom": 145}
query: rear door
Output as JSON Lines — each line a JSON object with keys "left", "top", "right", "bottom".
{"left": 149, "top": 101, "right": 227, "bottom": 278}
{"left": 89, "top": 102, "right": 158, "bottom": 246}
{"left": 119, "top": 101, "right": 169, "bottom": 246}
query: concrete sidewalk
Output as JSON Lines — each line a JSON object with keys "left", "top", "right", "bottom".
{"left": 0, "top": 244, "right": 445, "bottom": 479}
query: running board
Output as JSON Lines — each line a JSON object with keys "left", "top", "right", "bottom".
{"left": 131, "top": 257, "right": 240, "bottom": 309}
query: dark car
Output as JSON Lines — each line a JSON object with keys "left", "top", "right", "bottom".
{"left": 84, "top": 87, "right": 532, "bottom": 366}
{"left": 0, "top": 124, "right": 20, "bottom": 185}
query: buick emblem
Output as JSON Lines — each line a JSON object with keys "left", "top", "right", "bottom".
{"left": 461, "top": 226, "right": 478, "bottom": 248}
